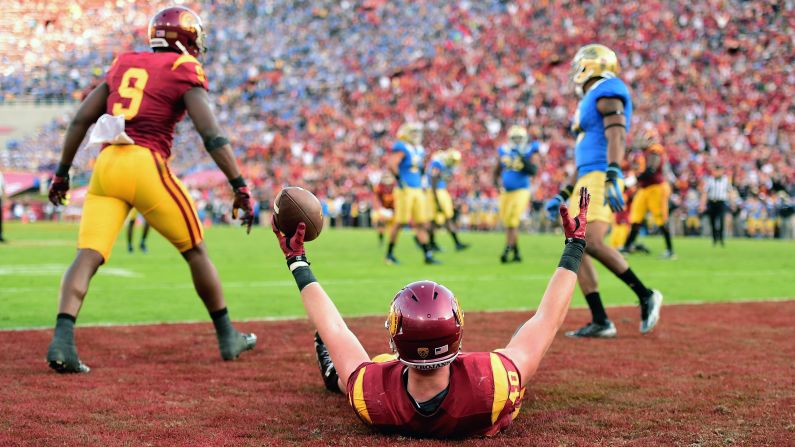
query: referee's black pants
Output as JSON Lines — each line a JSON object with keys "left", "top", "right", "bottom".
{"left": 707, "top": 200, "right": 726, "bottom": 245}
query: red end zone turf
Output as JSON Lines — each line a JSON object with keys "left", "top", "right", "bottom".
{"left": 1, "top": 301, "right": 793, "bottom": 446}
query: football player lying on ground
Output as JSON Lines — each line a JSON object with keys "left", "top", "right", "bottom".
{"left": 271, "top": 188, "right": 591, "bottom": 438}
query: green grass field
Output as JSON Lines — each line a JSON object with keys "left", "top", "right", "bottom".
{"left": 1, "top": 222, "right": 792, "bottom": 329}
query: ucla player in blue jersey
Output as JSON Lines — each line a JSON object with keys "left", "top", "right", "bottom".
{"left": 426, "top": 148, "right": 469, "bottom": 252}
{"left": 385, "top": 122, "right": 440, "bottom": 265}
{"left": 545, "top": 44, "right": 663, "bottom": 338}
{"left": 494, "top": 126, "right": 540, "bottom": 263}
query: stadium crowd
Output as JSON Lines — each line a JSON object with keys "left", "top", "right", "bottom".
{"left": 1, "top": 0, "right": 793, "bottom": 238}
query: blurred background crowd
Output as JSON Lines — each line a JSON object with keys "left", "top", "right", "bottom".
{"left": 1, "top": 0, "right": 793, "bottom": 238}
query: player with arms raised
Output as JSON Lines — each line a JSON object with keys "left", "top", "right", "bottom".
{"left": 545, "top": 44, "right": 662, "bottom": 338}
{"left": 45, "top": 7, "right": 256, "bottom": 373}
{"left": 272, "top": 187, "right": 591, "bottom": 438}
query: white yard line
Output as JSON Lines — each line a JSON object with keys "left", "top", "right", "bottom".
{"left": 2, "top": 297, "right": 792, "bottom": 332}
{"left": 0, "top": 264, "right": 140, "bottom": 278}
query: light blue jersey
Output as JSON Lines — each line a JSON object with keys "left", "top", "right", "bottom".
{"left": 572, "top": 76, "right": 632, "bottom": 178}
{"left": 498, "top": 141, "right": 539, "bottom": 191}
{"left": 393, "top": 141, "right": 425, "bottom": 188}
{"left": 426, "top": 158, "right": 451, "bottom": 189}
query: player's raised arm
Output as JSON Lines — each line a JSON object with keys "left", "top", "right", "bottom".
{"left": 48, "top": 82, "right": 110, "bottom": 206}
{"left": 184, "top": 87, "right": 253, "bottom": 233}
{"left": 270, "top": 219, "right": 370, "bottom": 394}
{"left": 502, "top": 188, "right": 590, "bottom": 386}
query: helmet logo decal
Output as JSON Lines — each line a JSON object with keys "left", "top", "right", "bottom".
{"left": 452, "top": 295, "right": 464, "bottom": 327}
{"left": 417, "top": 348, "right": 429, "bottom": 359}
{"left": 434, "top": 345, "right": 449, "bottom": 355}
{"left": 179, "top": 11, "right": 197, "bottom": 31}
{"left": 386, "top": 303, "right": 399, "bottom": 337}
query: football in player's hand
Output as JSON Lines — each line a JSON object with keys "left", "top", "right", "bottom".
{"left": 273, "top": 186, "right": 324, "bottom": 242}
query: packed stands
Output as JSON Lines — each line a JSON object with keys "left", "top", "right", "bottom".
{"left": 1, "top": 1, "right": 793, "bottom": 237}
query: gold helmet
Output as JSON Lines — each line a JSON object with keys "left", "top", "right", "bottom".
{"left": 507, "top": 125, "right": 528, "bottom": 147}
{"left": 396, "top": 122, "right": 423, "bottom": 145}
{"left": 570, "top": 44, "right": 620, "bottom": 97}
{"left": 444, "top": 149, "right": 462, "bottom": 167}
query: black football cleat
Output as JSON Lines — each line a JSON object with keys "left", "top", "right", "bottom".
{"left": 385, "top": 253, "right": 400, "bottom": 265}
{"left": 640, "top": 290, "right": 663, "bottom": 334}
{"left": 46, "top": 338, "right": 90, "bottom": 373}
{"left": 512, "top": 254, "right": 523, "bottom": 263}
{"left": 455, "top": 243, "right": 470, "bottom": 251}
{"left": 500, "top": 252, "right": 510, "bottom": 263}
{"left": 218, "top": 330, "right": 257, "bottom": 361}
{"left": 565, "top": 320, "right": 617, "bottom": 338}
{"left": 314, "top": 332, "right": 341, "bottom": 393}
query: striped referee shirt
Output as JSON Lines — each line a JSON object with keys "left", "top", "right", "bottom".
{"left": 705, "top": 175, "right": 730, "bottom": 202}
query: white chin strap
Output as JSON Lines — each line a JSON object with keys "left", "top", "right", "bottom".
{"left": 175, "top": 40, "right": 190, "bottom": 55}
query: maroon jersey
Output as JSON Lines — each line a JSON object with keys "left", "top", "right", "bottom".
{"left": 346, "top": 352, "right": 524, "bottom": 438}
{"left": 105, "top": 51, "right": 208, "bottom": 158}
{"left": 374, "top": 183, "right": 395, "bottom": 209}
{"left": 636, "top": 143, "right": 666, "bottom": 188}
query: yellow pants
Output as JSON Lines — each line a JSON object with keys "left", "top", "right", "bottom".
{"left": 394, "top": 187, "right": 428, "bottom": 224}
{"left": 609, "top": 222, "right": 630, "bottom": 248}
{"left": 427, "top": 189, "right": 454, "bottom": 225}
{"left": 78, "top": 145, "right": 204, "bottom": 261}
{"left": 630, "top": 183, "right": 671, "bottom": 226}
{"left": 570, "top": 171, "right": 623, "bottom": 223}
{"left": 499, "top": 189, "right": 530, "bottom": 228}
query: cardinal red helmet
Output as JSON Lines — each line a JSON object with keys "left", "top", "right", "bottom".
{"left": 385, "top": 281, "right": 464, "bottom": 370}
{"left": 148, "top": 6, "right": 206, "bottom": 57}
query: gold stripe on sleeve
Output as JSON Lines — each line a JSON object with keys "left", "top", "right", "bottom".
{"left": 490, "top": 353, "right": 509, "bottom": 424}
{"left": 352, "top": 367, "right": 372, "bottom": 424}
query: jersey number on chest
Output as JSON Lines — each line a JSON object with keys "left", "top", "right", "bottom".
{"left": 501, "top": 155, "right": 524, "bottom": 172}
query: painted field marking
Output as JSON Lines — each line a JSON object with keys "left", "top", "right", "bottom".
{"left": 0, "top": 264, "right": 140, "bottom": 278}
{"left": 1, "top": 298, "right": 792, "bottom": 332}
{"left": 0, "top": 240, "right": 74, "bottom": 247}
